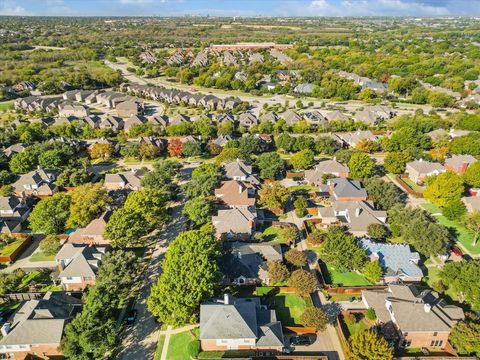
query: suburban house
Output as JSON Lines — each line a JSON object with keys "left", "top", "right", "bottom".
{"left": 321, "top": 178, "right": 368, "bottom": 201}
{"left": 57, "top": 103, "right": 89, "bottom": 118}
{"left": 339, "top": 130, "right": 377, "bottom": 147}
{"left": 303, "top": 110, "right": 327, "bottom": 127}
{"left": 215, "top": 180, "right": 256, "bottom": 207}
{"left": 462, "top": 196, "right": 480, "bottom": 213}
{"left": 293, "top": 83, "right": 314, "bottom": 94}
{"left": 116, "top": 100, "right": 143, "bottom": 118}
{"left": 3, "top": 143, "right": 26, "bottom": 158}
{"left": 405, "top": 160, "right": 446, "bottom": 184}
{"left": 318, "top": 200, "right": 386, "bottom": 236}
{"left": 212, "top": 207, "right": 256, "bottom": 241}
{"left": 222, "top": 159, "right": 259, "bottom": 184}
{"left": 213, "top": 135, "right": 232, "bottom": 147}
{"left": 55, "top": 244, "right": 106, "bottom": 290}
{"left": 103, "top": 169, "right": 144, "bottom": 191}
{"left": 444, "top": 155, "right": 477, "bottom": 175}
{"left": 123, "top": 114, "right": 145, "bottom": 132}
{"left": 361, "top": 239, "right": 423, "bottom": 283}
{"left": 200, "top": 294, "right": 284, "bottom": 353}
{"left": 0, "top": 196, "right": 30, "bottom": 222}
{"left": 325, "top": 110, "right": 348, "bottom": 122}
{"left": 238, "top": 113, "right": 259, "bottom": 129}
{"left": 68, "top": 211, "right": 112, "bottom": 245}
{"left": 259, "top": 112, "right": 278, "bottom": 124}
{"left": 304, "top": 159, "right": 349, "bottom": 185}
{"left": 362, "top": 284, "right": 464, "bottom": 350}
{"left": 170, "top": 114, "right": 191, "bottom": 126}
{"left": 220, "top": 242, "right": 283, "bottom": 285}
{"left": 12, "top": 169, "right": 58, "bottom": 197}
{"left": 0, "top": 292, "right": 82, "bottom": 359}
{"left": 99, "top": 115, "right": 124, "bottom": 131}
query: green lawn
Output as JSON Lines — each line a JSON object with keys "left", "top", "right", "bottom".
{"left": 166, "top": 329, "right": 199, "bottom": 360}
{"left": 346, "top": 319, "right": 369, "bottom": 337}
{"left": 421, "top": 203, "right": 480, "bottom": 255}
{"left": 0, "top": 238, "right": 28, "bottom": 258}
{"left": 402, "top": 177, "right": 425, "bottom": 193}
{"left": 262, "top": 225, "right": 287, "bottom": 244}
{"left": 154, "top": 334, "right": 166, "bottom": 360}
{"left": 29, "top": 252, "right": 56, "bottom": 262}
{"left": 288, "top": 184, "right": 316, "bottom": 194}
{"left": 0, "top": 101, "right": 13, "bottom": 111}
{"left": 273, "top": 293, "right": 312, "bottom": 326}
{"left": 325, "top": 264, "right": 371, "bottom": 287}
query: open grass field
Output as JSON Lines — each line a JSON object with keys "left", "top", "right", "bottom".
{"left": 421, "top": 203, "right": 480, "bottom": 255}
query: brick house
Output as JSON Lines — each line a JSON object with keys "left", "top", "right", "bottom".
{"left": 200, "top": 294, "right": 284, "bottom": 353}
{"left": 444, "top": 155, "right": 477, "bottom": 175}
{"left": 405, "top": 160, "right": 445, "bottom": 184}
{"left": 362, "top": 284, "right": 464, "bottom": 350}
{"left": 55, "top": 244, "right": 106, "bottom": 290}
{"left": 304, "top": 160, "right": 349, "bottom": 185}
{"left": 321, "top": 178, "right": 368, "bottom": 201}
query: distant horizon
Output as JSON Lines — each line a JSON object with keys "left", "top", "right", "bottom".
{"left": 1, "top": 0, "right": 480, "bottom": 17}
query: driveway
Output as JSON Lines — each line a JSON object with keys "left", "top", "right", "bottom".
{"left": 2, "top": 234, "right": 56, "bottom": 273}
{"left": 115, "top": 201, "right": 186, "bottom": 360}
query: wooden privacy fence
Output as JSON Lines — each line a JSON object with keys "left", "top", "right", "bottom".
{"left": 395, "top": 175, "right": 424, "bottom": 198}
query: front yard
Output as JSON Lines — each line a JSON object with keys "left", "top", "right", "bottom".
{"left": 421, "top": 203, "right": 480, "bottom": 255}
{"left": 166, "top": 328, "right": 199, "bottom": 360}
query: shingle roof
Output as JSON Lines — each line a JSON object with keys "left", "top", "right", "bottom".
{"left": 328, "top": 178, "right": 367, "bottom": 199}
{"left": 361, "top": 239, "right": 422, "bottom": 278}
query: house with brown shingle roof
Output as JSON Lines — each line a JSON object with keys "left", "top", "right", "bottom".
{"left": 215, "top": 180, "right": 256, "bottom": 207}
{"left": 362, "top": 284, "right": 464, "bottom": 350}
{"left": 212, "top": 207, "right": 256, "bottom": 241}
{"left": 304, "top": 159, "right": 349, "bottom": 185}
{"left": 12, "top": 169, "right": 58, "bottom": 197}
{"left": 68, "top": 211, "right": 112, "bottom": 246}
{"left": 444, "top": 155, "right": 477, "bottom": 175}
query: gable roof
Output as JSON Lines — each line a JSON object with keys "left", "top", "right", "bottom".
{"left": 305, "top": 160, "right": 349, "bottom": 184}
{"left": 55, "top": 244, "right": 104, "bottom": 278}
{"left": 215, "top": 180, "right": 256, "bottom": 206}
{"left": 406, "top": 160, "right": 445, "bottom": 174}
{"left": 328, "top": 178, "right": 367, "bottom": 199}
{"left": 212, "top": 207, "right": 256, "bottom": 235}
{"left": 223, "top": 159, "right": 253, "bottom": 179}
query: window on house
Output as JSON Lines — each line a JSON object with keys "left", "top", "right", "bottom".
{"left": 431, "top": 341, "right": 435, "bottom": 346}
{"left": 438, "top": 340, "right": 443, "bottom": 347}
{"left": 66, "top": 276, "right": 73, "bottom": 280}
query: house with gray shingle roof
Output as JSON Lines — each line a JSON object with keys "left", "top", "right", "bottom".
{"left": 405, "top": 159, "right": 445, "bottom": 184}
{"left": 0, "top": 291, "right": 82, "bottom": 359}
{"left": 212, "top": 207, "right": 256, "bottom": 241}
{"left": 293, "top": 83, "right": 314, "bottom": 94}
{"left": 330, "top": 200, "right": 387, "bottom": 236}
{"left": 361, "top": 239, "right": 422, "bottom": 283}
{"left": 220, "top": 242, "right": 282, "bottom": 285}
{"left": 321, "top": 178, "right": 368, "bottom": 201}
{"left": 259, "top": 112, "right": 278, "bottom": 124}
{"left": 305, "top": 160, "right": 349, "bottom": 185}
{"left": 238, "top": 113, "right": 259, "bottom": 129}
{"left": 200, "top": 294, "right": 284, "bottom": 353}
{"left": 362, "top": 284, "right": 464, "bottom": 350}
{"left": 55, "top": 244, "right": 106, "bottom": 290}
{"left": 281, "top": 110, "right": 302, "bottom": 126}
{"left": 12, "top": 169, "right": 58, "bottom": 197}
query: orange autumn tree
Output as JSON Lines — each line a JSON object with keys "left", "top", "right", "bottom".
{"left": 167, "top": 138, "right": 183, "bottom": 157}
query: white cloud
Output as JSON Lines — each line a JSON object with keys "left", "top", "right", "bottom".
{"left": 0, "top": 0, "right": 28, "bottom": 15}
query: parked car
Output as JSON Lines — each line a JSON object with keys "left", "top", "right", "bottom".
{"left": 0, "top": 309, "right": 15, "bottom": 323}
{"left": 290, "top": 335, "right": 312, "bottom": 346}
{"left": 126, "top": 309, "right": 138, "bottom": 326}
{"left": 450, "top": 245, "right": 462, "bottom": 257}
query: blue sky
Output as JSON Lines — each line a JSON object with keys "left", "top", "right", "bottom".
{"left": 1, "top": 0, "right": 479, "bottom": 17}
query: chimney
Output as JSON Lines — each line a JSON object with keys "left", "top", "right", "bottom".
{"left": 424, "top": 303, "right": 431, "bottom": 313}
{"left": 329, "top": 181, "right": 335, "bottom": 195}
{"left": 224, "top": 293, "right": 232, "bottom": 305}
{"left": 459, "top": 162, "right": 469, "bottom": 175}
{"left": 238, "top": 185, "right": 243, "bottom": 194}
{"left": 1, "top": 323, "right": 10, "bottom": 337}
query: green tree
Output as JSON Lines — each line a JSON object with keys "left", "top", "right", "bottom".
{"left": 440, "top": 260, "right": 480, "bottom": 309}
{"left": 294, "top": 196, "right": 308, "bottom": 217}
{"left": 288, "top": 269, "right": 317, "bottom": 295}
{"left": 67, "top": 183, "right": 110, "bottom": 228}
{"left": 363, "top": 177, "right": 401, "bottom": 210}
{"left": 183, "top": 174, "right": 218, "bottom": 198}
{"left": 183, "top": 197, "right": 211, "bottom": 226}
{"left": 319, "top": 226, "right": 366, "bottom": 271}
{"left": 285, "top": 249, "right": 307, "bottom": 267}
{"left": 215, "top": 147, "right": 247, "bottom": 164}
{"left": 124, "top": 189, "right": 170, "bottom": 228}
{"left": 39, "top": 235, "right": 61, "bottom": 256}
{"left": 104, "top": 208, "right": 149, "bottom": 248}
{"left": 443, "top": 200, "right": 467, "bottom": 221}
{"left": 267, "top": 260, "right": 290, "bottom": 285}
{"left": 383, "top": 151, "right": 412, "bottom": 174}
{"left": 449, "top": 313, "right": 480, "bottom": 357}
{"left": 182, "top": 141, "right": 202, "bottom": 157}
{"left": 256, "top": 152, "right": 285, "bottom": 179}
{"left": 9, "top": 151, "right": 37, "bottom": 174}
{"left": 348, "top": 330, "right": 394, "bottom": 360}
{"left": 191, "top": 163, "right": 219, "bottom": 179}
{"left": 464, "top": 162, "right": 480, "bottom": 188}
{"left": 290, "top": 149, "right": 315, "bottom": 170}
{"left": 148, "top": 230, "right": 219, "bottom": 326}
{"left": 29, "top": 193, "right": 71, "bottom": 234}
{"left": 367, "top": 223, "right": 388, "bottom": 240}
{"left": 463, "top": 211, "right": 480, "bottom": 246}
{"left": 348, "top": 152, "right": 375, "bottom": 179}
{"left": 258, "top": 182, "right": 289, "bottom": 211}
{"left": 300, "top": 307, "right": 329, "bottom": 331}
{"left": 363, "top": 260, "right": 383, "bottom": 283}
{"left": 424, "top": 171, "right": 464, "bottom": 207}
{"left": 57, "top": 168, "right": 90, "bottom": 187}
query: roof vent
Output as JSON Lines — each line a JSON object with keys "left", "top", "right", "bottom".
{"left": 1, "top": 323, "right": 10, "bottom": 337}
{"left": 424, "top": 303, "right": 431, "bottom": 313}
